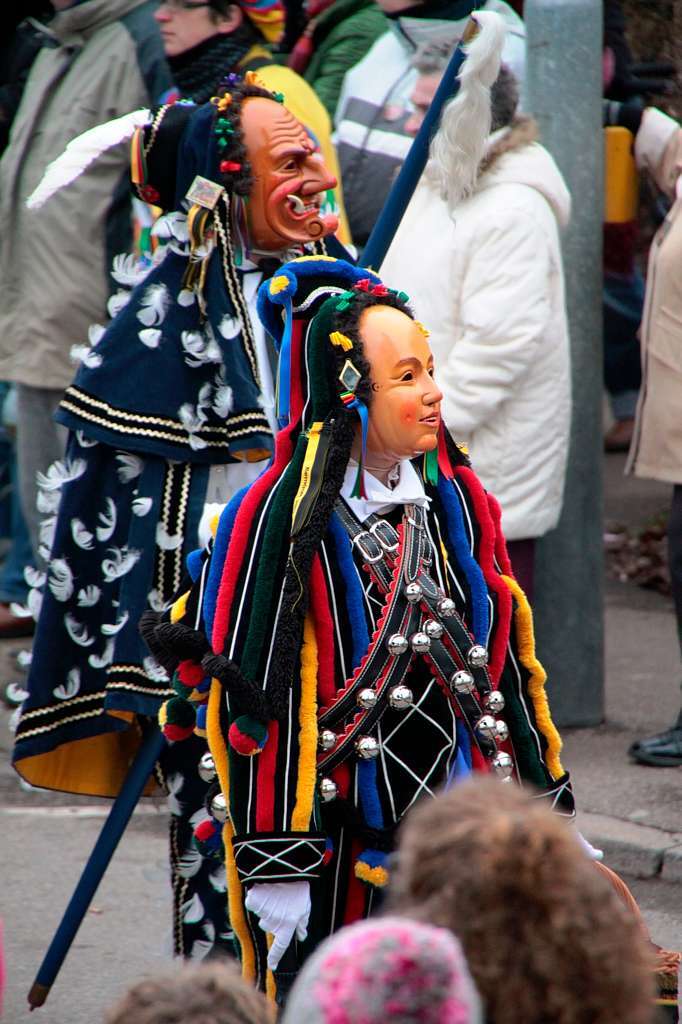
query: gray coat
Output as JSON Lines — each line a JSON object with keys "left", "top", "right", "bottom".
{"left": 0, "top": 0, "right": 171, "bottom": 390}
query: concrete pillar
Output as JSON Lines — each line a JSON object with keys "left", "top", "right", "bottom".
{"left": 524, "top": 0, "right": 605, "bottom": 725}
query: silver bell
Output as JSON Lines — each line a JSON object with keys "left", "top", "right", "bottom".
{"left": 423, "top": 618, "right": 444, "bottom": 639}
{"left": 197, "top": 751, "right": 216, "bottom": 783}
{"left": 410, "top": 631, "right": 431, "bottom": 653}
{"left": 355, "top": 735, "right": 380, "bottom": 760}
{"left": 437, "top": 596, "right": 456, "bottom": 617}
{"left": 468, "top": 644, "right": 488, "bottom": 668}
{"left": 319, "top": 729, "right": 337, "bottom": 751}
{"left": 388, "top": 684, "right": 414, "bottom": 709}
{"left": 475, "top": 714, "right": 497, "bottom": 741}
{"left": 492, "top": 751, "right": 514, "bottom": 780}
{"left": 484, "top": 690, "right": 505, "bottom": 714}
{"left": 450, "top": 669, "right": 475, "bottom": 694}
{"left": 387, "top": 633, "right": 409, "bottom": 656}
{"left": 495, "top": 719, "right": 510, "bottom": 742}
{"left": 210, "top": 791, "right": 228, "bottom": 823}
{"left": 357, "top": 687, "right": 378, "bottom": 710}
{"left": 320, "top": 777, "right": 338, "bottom": 802}
{"left": 404, "top": 581, "right": 423, "bottom": 604}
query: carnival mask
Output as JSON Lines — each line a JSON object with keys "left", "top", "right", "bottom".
{"left": 241, "top": 98, "right": 339, "bottom": 252}
{"left": 361, "top": 305, "right": 442, "bottom": 461}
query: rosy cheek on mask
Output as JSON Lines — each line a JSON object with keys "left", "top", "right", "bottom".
{"left": 399, "top": 399, "right": 419, "bottom": 425}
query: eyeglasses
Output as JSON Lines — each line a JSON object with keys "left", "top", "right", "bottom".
{"left": 158, "top": 1, "right": 213, "bottom": 11}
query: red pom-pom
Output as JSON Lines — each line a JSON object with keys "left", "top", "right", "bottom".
{"left": 178, "top": 660, "right": 205, "bottom": 688}
{"left": 162, "top": 722, "right": 195, "bottom": 742}
{"left": 195, "top": 818, "right": 218, "bottom": 842}
{"left": 228, "top": 715, "right": 268, "bottom": 756}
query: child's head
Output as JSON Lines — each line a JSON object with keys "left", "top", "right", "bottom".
{"left": 391, "top": 777, "right": 655, "bottom": 1024}
{"left": 282, "top": 915, "right": 482, "bottom": 1024}
{"left": 104, "top": 960, "right": 271, "bottom": 1024}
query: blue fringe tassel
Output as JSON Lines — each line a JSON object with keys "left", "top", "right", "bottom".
{"left": 203, "top": 484, "right": 250, "bottom": 639}
{"left": 437, "top": 477, "right": 489, "bottom": 644}
{"left": 328, "top": 513, "right": 369, "bottom": 669}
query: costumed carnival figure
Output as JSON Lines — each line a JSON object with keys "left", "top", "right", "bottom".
{"left": 12, "top": 74, "right": 345, "bottom": 959}
{"left": 144, "top": 253, "right": 575, "bottom": 1000}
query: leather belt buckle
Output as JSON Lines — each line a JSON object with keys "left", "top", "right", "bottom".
{"left": 353, "top": 530, "right": 384, "bottom": 564}
{"left": 369, "top": 519, "right": 399, "bottom": 554}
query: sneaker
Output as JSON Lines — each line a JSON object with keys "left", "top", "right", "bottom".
{"left": 628, "top": 719, "right": 682, "bottom": 767}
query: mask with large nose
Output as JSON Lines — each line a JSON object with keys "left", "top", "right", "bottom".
{"left": 241, "top": 97, "right": 339, "bottom": 252}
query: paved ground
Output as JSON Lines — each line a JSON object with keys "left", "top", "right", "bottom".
{"left": 0, "top": 450, "right": 680, "bottom": 1023}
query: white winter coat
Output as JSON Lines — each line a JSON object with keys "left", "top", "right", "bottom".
{"left": 382, "top": 121, "right": 571, "bottom": 540}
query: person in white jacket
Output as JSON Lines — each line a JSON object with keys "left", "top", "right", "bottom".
{"left": 383, "top": 59, "right": 571, "bottom": 598}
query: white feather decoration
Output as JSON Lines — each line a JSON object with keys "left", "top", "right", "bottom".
{"left": 101, "top": 611, "right": 129, "bottom": 636}
{"left": 136, "top": 283, "right": 170, "bottom": 327}
{"left": 48, "top": 558, "right": 74, "bottom": 602}
{"left": 37, "top": 457, "right": 86, "bottom": 492}
{"left": 75, "top": 430, "right": 98, "bottom": 449}
{"left": 138, "top": 328, "right": 162, "bottom": 349}
{"left": 112, "top": 252, "right": 145, "bottom": 287}
{"left": 70, "top": 344, "right": 103, "bottom": 369}
{"left": 143, "top": 655, "right": 169, "bottom": 683}
{"left": 425, "top": 11, "right": 507, "bottom": 211}
{"left": 182, "top": 892, "right": 205, "bottom": 925}
{"left": 53, "top": 668, "right": 81, "bottom": 701}
{"left": 96, "top": 497, "right": 117, "bottom": 541}
{"left": 132, "top": 496, "right": 152, "bottom": 517}
{"left": 116, "top": 453, "right": 143, "bottom": 483}
{"left": 177, "top": 288, "right": 195, "bottom": 307}
{"left": 39, "top": 515, "right": 57, "bottom": 551}
{"left": 65, "top": 613, "right": 95, "bottom": 647}
{"left": 36, "top": 487, "right": 61, "bottom": 514}
{"left": 88, "top": 639, "right": 115, "bottom": 669}
{"left": 77, "top": 585, "right": 101, "bottom": 607}
{"left": 219, "top": 314, "right": 240, "bottom": 340}
{"left": 152, "top": 211, "right": 189, "bottom": 244}
{"left": 102, "top": 546, "right": 141, "bottom": 582}
{"left": 71, "top": 518, "right": 94, "bottom": 550}
{"left": 24, "top": 566, "right": 46, "bottom": 589}
{"left": 147, "top": 588, "right": 165, "bottom": 613}
{"left": 26, "top": 108, "right": 151, "bottom": 210}
{"left": 89, "top": 324, "right": 105, "bottom": 347}
{"left": 212, "top": 384, "right": 233, "bottom": 419}
{"left": 107, "top": 290, "right": 130, "bottom": 319}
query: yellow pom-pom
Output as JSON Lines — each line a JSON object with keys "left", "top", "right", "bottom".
{"left": 354, "top": 861, "right": 389, "bottom": 888}
{"left": 269, "top": 274, "right": 291, "bottom": 296}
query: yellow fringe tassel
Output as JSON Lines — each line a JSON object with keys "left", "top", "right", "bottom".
{"left": 170, "top": 590, "right": 189, "bottom": 624}
{"left": 291, "top": 613, "right": 319, "bottom": 831}
{"left": 207, "top": 677, "right": 256, "bottom": 983}
{"left": 501, "top": 575, "right": 564, "bottom": 781}
{"left": 291, "top": 422, "right": 324, "bottom": 532}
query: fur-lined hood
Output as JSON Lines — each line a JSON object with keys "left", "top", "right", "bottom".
{"left": 476, "top": 116, "right": 571, "bottom": 227}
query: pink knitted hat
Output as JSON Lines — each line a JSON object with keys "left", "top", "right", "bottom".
{"left": 282, "top": 917, "right": 482, "bottom": 1024}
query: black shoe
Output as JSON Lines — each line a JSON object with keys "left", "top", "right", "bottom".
{"left": 628, "top": 724, "right": 682, "bottom": 767}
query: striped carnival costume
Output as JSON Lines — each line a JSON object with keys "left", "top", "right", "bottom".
{"left": 145, "top": 256, "right": 574, "bottom": 999}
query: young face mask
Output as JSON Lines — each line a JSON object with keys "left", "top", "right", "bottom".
{"left": 360, "top": 305, "right": 443, "bottom": 462}
{"left": 241, "top": 97, "right": 339, "bottom": 251}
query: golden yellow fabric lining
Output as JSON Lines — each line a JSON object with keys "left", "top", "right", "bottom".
{"left": 207, "top": 677, "right": 256, "bottom": 982}
{"left": 291, "top": 613, "right": 318, "bottom": 831}
{"left": 502, "top": 574, "right": 564, "bottom": 780}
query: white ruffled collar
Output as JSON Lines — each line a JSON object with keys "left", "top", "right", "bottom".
{"left": 341, "top": 458, "right": 430, "bottom": 523}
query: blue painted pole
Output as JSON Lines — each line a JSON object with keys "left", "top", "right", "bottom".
{"left": 28, "top": 727, "right": 166, "bottom": 1009}
{"left": 362, "top": 17, "right": 477, "bottom": 271}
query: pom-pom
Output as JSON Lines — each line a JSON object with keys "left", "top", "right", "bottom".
{"left": 228, "top": 715, "right": 268, "bottom": 756}
{"left": 159, "top": 696, "right": 196, "bottom": 741}
{"left": 268, "top": 270, "right": 295, "bottom": 300}
{"left": 354, "top": 849, "right": 389, "bottom": 888}
{"left": 178, "top": 659, "right": 205, "bottom": 688}
{"left": 193, "top": 817, "right": 224, "bottom": 859}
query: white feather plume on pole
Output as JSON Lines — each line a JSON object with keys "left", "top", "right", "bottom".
{"left": 26, "top": 108, "right": 152, "bottom": 210}
{"left": 424, "top": 11, "right": 507, "bottom": 211}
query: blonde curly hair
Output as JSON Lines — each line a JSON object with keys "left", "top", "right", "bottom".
{"left": 390, "top": 778, "right": 655, "bottom": 1024}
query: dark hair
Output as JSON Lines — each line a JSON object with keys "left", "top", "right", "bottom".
{"left": 391, "top": 777, "right": 656, "bottom": 1024}
{"left": 211, "top": 76, "right": 284, "bottom": 196}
